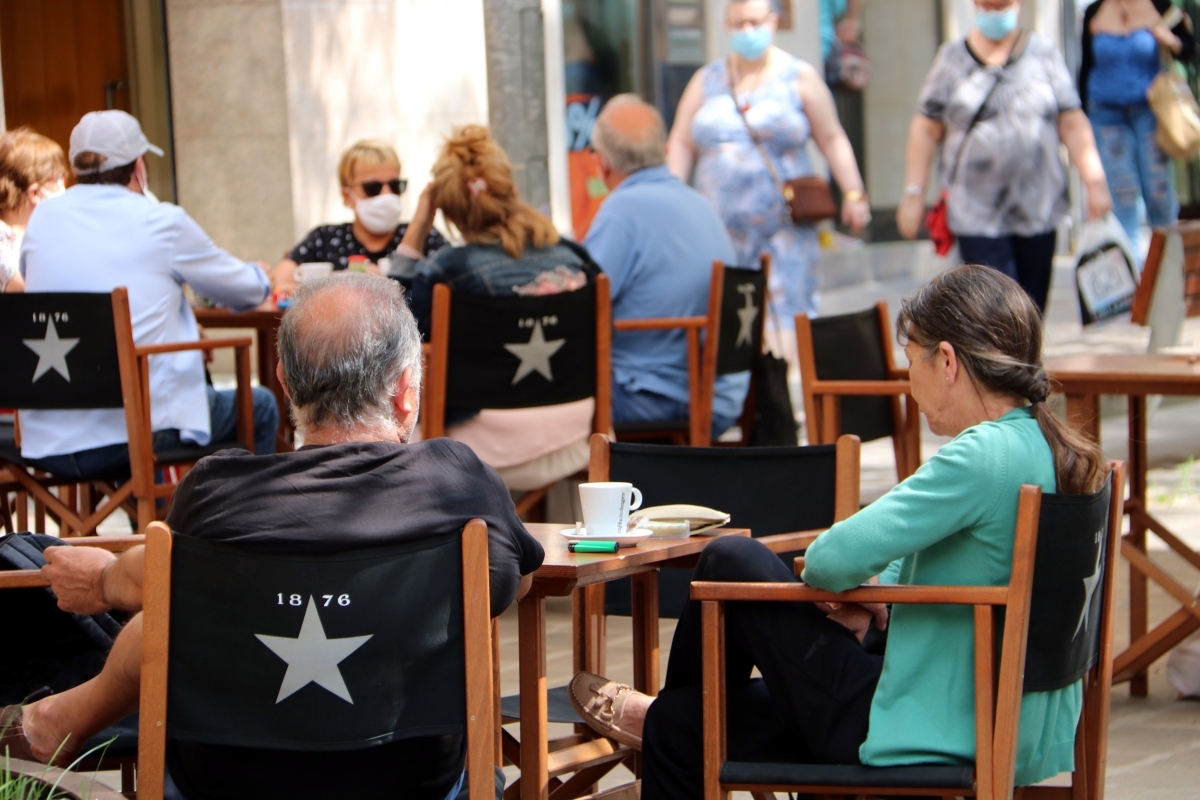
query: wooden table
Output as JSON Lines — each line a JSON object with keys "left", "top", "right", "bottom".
{"left": 514, "top": 523, "right": 750, "bottom": 800}
{"left": 1048, "top": 353, "right": 1200, "bottom": 696}
{"left": 193, "top": 307, "right": 290, "bottom": 451}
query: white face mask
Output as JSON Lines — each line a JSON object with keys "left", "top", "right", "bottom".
{"left": 354, "top": 193, "right": 404, "bottom": 235}
{"left": 38, "top": 180, "right": 66, "bottom": 201}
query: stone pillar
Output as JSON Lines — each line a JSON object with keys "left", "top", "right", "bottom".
{"left": 165, "top": 0, "right": 295, "bottom": 262}
{"left": 482, "top": 0, "right": 551, "bottom": 212}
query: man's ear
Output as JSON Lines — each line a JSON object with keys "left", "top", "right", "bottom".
{"left": 275, "top": 362, "right": 293, "bottom": 401}
{"left": 392, "top": 366, "right": 419, "bottom": 424}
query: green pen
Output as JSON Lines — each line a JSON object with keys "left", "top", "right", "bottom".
{"left": 569, "top": 540, "right": 619, "bottom": 553}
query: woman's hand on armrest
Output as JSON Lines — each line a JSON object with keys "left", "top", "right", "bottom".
{"left": 816, "top": 600, "right": 889, "bottom": 642}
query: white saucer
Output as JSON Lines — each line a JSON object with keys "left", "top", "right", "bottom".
{"left": 559, "top": 528, "right": 654, "bottom": 547}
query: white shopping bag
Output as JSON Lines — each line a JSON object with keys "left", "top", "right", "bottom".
{"left": 1168, "top": 626, "right": 1200, "bottom": 699}
{"left": 1075, "top": 215, "right": 1139, "bottom": 325}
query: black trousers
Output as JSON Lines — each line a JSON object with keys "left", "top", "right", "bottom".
{"left": 642, "top": 536, "right": 884, "bottom": 800}
{"left": 957, "top": 231, "right": 1058, "bottom": 314}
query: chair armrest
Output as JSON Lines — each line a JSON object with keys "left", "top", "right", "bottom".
{"left": 754, "top": 529, "right": 823, "bottom": 553}
{"left": 614, "top": 316, "right": 707, "bottom": 332}
{"left": 136, "top": 337, "right": 254, "bottom": 357}
{"left": 690, "top": 581, "right": 1009, "bottom": 606}
{"left": 63, "top": 535, "right": 145, "bottom": 552}
{"left": 810, "top": 380, "right": 913, "bottom": 396}
{"left": 0, "top": 571, "right": 50, "bottom": 589}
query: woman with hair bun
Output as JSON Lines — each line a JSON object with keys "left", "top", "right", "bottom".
{"left": 392, "top": 125, "right": 600, "bottom": 495}
{"left": 393, "top": 124, "right": 596, "bottom": 329}
{"left": 0, "top": 128, "right": 69, "bottom": 292}
{"left": 568, "top": 264, "right": 1105, "bottom": 799}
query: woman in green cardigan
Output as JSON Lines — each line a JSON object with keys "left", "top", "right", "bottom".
{"left": 568, "top": 264, "right": 1106, "bottom": 800}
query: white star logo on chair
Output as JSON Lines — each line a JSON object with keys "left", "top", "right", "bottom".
{"left": 504, "top": 321, "right": 566, "bottom": 384}
{"left": 1072, "top": 541, "right": 1103, "bottom": 640}
{"left": 735, "top": 290, "right": 760, "bottom": 348}
{"left": 23, "top": 320, "right": 80, "bottom": 383}
{"left": 255, "top": 597, "right": 373, "bottom": 704}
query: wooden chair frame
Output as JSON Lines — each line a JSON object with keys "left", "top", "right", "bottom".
{"left": 795, "top": 300, "right": 921, "bottom": 480}
{"left": 1131, "top": 223, "right": 1200, "bottom": 325}
{"left": 136, "top": 519, "right": 496, "bottom": 800}
{"left": 1, "top": 289, "right": 255, "bottom": 535}
{"left": 696, "top": 462, "right": 1126, "bottom": 800}
{"left": 0, "top": 534, "right": 145, "bottom": 793}
{"left": 421, "top": 275, "right": 613, "bottom": 518}
{"left": 614, "top": 255, "right": 771, "bottom": 448}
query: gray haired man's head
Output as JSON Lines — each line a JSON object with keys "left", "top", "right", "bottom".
{"left": 277, "top": 273, "right": 423, "bottom": 441}
{"left": 591, "top": 94, "right": 667, "bottom": 177}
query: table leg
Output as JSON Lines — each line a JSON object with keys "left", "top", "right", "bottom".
{"left": 519, "top": 595, "right": 549, "bottom": 800}
{"left": 630, "top": 571, "right": 660, "bottom": 696}
{"left": 1064, "top": 393, "right": 1100, "bottom": 443}
{"left": 573, "top": 585, "right": 607, "bottom": 675}
{"left": 258, "top": 322, "right": 293, "bottom": 451}
{"left": 1128, "top": 395, "right": 1149, "bottom": 697}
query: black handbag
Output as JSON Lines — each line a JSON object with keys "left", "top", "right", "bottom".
{"left": 748, "top": 350, "right": 799, "bottom": 446}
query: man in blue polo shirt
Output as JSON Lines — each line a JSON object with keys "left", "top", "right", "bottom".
{"left": 583, "top": 94, "right": 747, "bottom": 439}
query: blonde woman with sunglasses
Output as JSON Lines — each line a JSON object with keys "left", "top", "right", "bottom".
{"left": 274, "top": 139, "right": 448, "bottom": 293}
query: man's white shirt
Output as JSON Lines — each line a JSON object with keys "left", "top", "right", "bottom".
{"left": 18, "top": 184, "right": 269, "bottom": 459}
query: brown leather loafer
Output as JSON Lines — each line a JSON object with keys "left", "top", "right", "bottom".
{"left": 568, "top": 671, "right": 652, "bottom": 750}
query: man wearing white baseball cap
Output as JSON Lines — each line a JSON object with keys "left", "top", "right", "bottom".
{"left": 18, "top": 110, "right": 279, "bottom": 478}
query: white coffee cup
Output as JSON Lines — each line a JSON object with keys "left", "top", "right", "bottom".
{"left": 294, "top": 262, "right": 334, "bottom": 283}
{"left": 579, "top": 482, "right": 643, "bottom": 538}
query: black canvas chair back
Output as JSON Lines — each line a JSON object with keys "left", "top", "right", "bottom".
{"left": 715, "top": 266, "right": 766, "bottom": 377}
{"left": 810, "top": 306, "right": 893, "bottom": 443}
{"left": 0, "top": 293, "right": 123, "bottom": 410}
{"left": 165, "top": 533, "right": 469, "bottom": 749}
{"left": 1023, "top": 474, "right": 1113, "bottom": 691}
{"left": 445, "top": 283, "right": 597, "bottom": 410}
{"left": 605, "top": 441, "right": 838, "bottom": 618}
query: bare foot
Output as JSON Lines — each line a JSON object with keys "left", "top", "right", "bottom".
{"left": 21, "top": 698, "right": 77, "bottom": 765}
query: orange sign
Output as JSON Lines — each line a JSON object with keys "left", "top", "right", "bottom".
{"left": 566, "top": 93, "right": 609, "bottom": 238}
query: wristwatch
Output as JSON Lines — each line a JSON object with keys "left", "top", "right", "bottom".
{"left": 843, "top": 189, "right": 867, "bottom": 203}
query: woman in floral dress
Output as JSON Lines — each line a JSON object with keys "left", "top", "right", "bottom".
{"left": 667, "top": 0, "right": 869, "bottom": 324}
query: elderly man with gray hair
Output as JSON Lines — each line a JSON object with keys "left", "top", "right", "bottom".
{"left": 583, "top": 94, "right": 748, "bottom": 439}
{"left": 3, "top": 273, "right": 540, "bottom": 800}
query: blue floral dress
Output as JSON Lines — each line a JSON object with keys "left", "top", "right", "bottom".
{"left": 693, "top": 54, "right": 822, "bottom": 322}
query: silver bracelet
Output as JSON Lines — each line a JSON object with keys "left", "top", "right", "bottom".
{"left": 902, "top": 184, "right": 925, "bottom": 197}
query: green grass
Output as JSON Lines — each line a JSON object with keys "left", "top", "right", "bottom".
{"left": 1, "top": 733, "right": 117, "bottom": 800}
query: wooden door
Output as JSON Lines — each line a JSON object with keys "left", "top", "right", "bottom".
{"left": 0, "top": 0, "right": 129, "bottom": 155}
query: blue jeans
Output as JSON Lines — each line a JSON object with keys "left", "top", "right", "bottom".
{"left": 1088, "top": 100, "right": 1179, "bottom": 257}
{"left": 612, "top": 383, "right": 736, "bottom": 441}
{"left": 27, "top": 385, "right": 279, "bottom": 479}
{"left": 957, "top": 230, "right": 1058, "bottom": 313}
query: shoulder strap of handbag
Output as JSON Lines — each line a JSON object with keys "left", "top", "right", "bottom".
{"left": 947, "top": 28, "right": 1031, "bottom": 185}
{"left": 728, "top": 58, "right": 790, "bottom": 197}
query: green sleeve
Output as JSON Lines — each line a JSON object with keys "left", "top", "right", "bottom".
{"left": 801, "top": 425, "right": 1004, "bottom": 591}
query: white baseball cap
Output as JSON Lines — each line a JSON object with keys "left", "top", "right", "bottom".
{"left": 69, "top": 110, "right": 164, "bottom": 175}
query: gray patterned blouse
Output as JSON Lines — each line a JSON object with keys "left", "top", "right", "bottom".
{"left": 917, "top": 33, "right": 1081, "bottom": 238}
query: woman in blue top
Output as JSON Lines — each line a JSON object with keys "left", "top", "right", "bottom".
{"left": 1081, "top": 0, "right": 1194, "bottom": 255}
{"left": 568, "top": 265, "right": 1106, "bottom": 799}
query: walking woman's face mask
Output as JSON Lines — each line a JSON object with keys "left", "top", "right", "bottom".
{"left": 975, "top": 4, "right": 1019, "bottom": 41}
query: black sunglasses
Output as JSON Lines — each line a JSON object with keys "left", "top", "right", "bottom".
{"left": 357, "top": 179, "right": 407, "bottom": 197}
